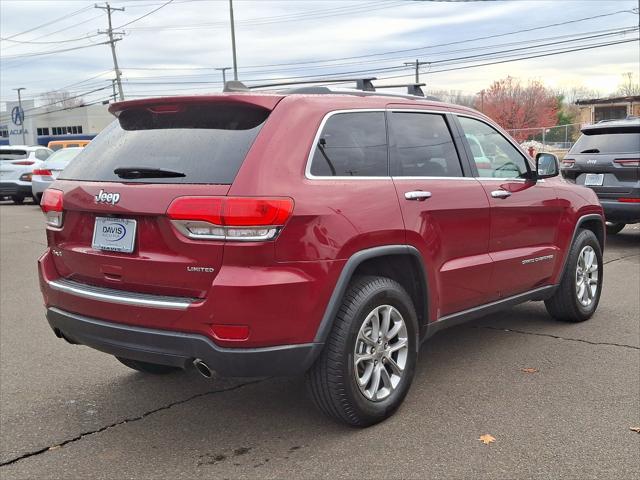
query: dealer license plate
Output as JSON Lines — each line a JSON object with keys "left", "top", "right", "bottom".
{"left": 92, "top": 217, "right": 137, "bottom": 253}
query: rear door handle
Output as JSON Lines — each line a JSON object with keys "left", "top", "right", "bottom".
{"left": 405, "top": 191, "right": 432, "bottom": 201}
{"left": 491, "top": 189, "right": 511, "bottom": 199}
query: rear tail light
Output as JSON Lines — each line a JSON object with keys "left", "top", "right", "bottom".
{"left": 561, "top": 158, "right": 575, "bottom": 168}
{"left": 11, "top": 160, "right": 34, "bottom": 166}
{"left": 167, "top": 196, "right": 294, "bottom": 241}
{"left": 41, "top": 189, "right": 64, "bottom": 228}
{"left": 33, "top": 168, "right": 53, "bottom": 176}
{"left": 618, "top": 198, "right": 640, "bottom": 203}
{"left": 613, "top": 159, "right": 640, "bottom": 167}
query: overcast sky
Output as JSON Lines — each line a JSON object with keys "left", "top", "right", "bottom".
{"left": 1, "top": 0, "right": 638, "bottom": 107}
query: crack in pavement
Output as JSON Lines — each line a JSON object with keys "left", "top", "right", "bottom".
{"left": 473, "top": 325, "right": 640, "bottom": 350}
{"left": 603, "top": 253, "right": 640, "bottom": 265}
{"left": 0, "top": 379, "right": 265, "bottom": 468}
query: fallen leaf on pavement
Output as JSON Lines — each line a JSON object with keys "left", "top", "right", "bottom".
{"left": 630, "top": 427, "right": 640, "bottom": 433}
{"left": 521, "top": 368, "right": 539, "bottom": 374}
{"left": 479, "top": 434, "right": 496, "bottom": 445}
{"left": 48, "top": 445, "right": 61, "bottom": 451}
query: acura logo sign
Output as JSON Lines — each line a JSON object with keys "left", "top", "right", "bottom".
{"left": 11, "top": 106, "right": 24, "bottom": 126}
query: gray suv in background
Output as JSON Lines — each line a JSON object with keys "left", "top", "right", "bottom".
{"left": 561, "top": 117, "right": 640, "bottom": 234}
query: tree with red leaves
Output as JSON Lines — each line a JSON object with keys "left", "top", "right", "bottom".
{"left": 476, "top": 77, "right": 558, "bottom": 142}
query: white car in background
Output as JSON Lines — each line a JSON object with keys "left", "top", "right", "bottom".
{"left": 0, "top": 145, "right": 53, "bottom": 204}
{"left": 31, "top": 147, "right": 84, "bottom": 204}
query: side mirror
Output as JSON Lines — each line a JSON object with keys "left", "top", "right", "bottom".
{"left": 535, "top": 152, "right": 559, "bottom": 179}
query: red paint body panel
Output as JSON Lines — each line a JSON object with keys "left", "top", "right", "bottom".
{"left": 38, "top": 93, "right": 604, "bottom": 353}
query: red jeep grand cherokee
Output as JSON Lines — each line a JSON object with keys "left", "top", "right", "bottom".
{"left": 38, "top": 83, "right": 605, "bottom": 426}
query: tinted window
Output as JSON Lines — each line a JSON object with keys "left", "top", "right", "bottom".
{"left": 389, "top": 112, "right": 462, "bottom": 177}
{"left": 0, "top": 149, "right": 27, "bottom": 161}
{"left": 60, "top": 104, "right": 270, "bottom": 184}
{"left": 35, "top": 149, "right": 51, "bottom": 160}
{"left": 310, "top": 112, "right": 387, "bottom": 176}
{"left": 571, "top": 132, "right": 640, "bottom": 154}
{"left": 458, "top": 116, "right": 529, "bottom": 178}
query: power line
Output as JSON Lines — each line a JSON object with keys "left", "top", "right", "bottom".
{"left": 114, "top": 0, "right": 175, "bottom": 29}
{"left": 1, "top": 5, "right": 93, "bottom": 40}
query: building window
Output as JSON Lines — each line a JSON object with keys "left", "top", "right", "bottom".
{"left": 50, "top": 125, "right": 83, "bottom": 136}
{"left": 37, "top": 127, "right": 50, "bottom": 136}
{"left": 594, "top": 105, "right": 627, "bottom": 122}
{"left": 0, "top": 128, "right": 9, "bottom": 138}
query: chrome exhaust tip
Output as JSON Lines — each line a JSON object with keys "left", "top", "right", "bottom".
{"left": 193, "top": 358, "right": 213, "bottom": 378}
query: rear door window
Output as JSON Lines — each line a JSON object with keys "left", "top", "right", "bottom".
{"left": 60, "top": 103, "right": 270, "bottom": 184}
{"left": 309, "top": 111, "right": 388, "bottom": 177}
{"left": 388, "top": 112, "right": 463, "bottom": 177}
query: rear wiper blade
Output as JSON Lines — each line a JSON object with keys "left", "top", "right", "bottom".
{"left": 114, "top": 167, "right": 186, "bottom": 179}
{"left": 579, "top": 148, "right": 600, "bottom": 153}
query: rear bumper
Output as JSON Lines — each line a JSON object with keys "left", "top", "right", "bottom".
{"left": 0, "top": 182, "right": 32, "bottom": 197}
{"left": 600, "top": 199, "right": 640, "bottom": 223}
{"left": 31, "top": 177, "right": 52, "bottom": 197}
{"left": 47, "top": 307, "right": 323, "bottom": 377}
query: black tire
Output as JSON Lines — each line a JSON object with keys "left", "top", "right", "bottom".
{"left": 35, "top": 193, "right": 43, "bottom": 205}
{"left": 306, "top": 276, "right": 419, "bottom": 427}
{"left": 116, "top": 357, "right": 180, "bottom": 374}
{"left": 11, "top": 195, "right": 24, "bottom": 205}
{"left": 605, "top": 222, "right": 625, "bottom": 235}
{"left": 545, "top": 229, "right": 603, "bottom": 322}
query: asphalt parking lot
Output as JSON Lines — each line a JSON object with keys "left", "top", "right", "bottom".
{"left": 0, "top": 202, "right": 638, "bottom": 479}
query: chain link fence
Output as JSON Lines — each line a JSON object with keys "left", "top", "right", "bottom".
{"left": 505, "top": 123, "right": 583, "bottom": 159}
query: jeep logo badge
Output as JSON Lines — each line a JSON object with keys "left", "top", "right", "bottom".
{"left": 95, "top": 189, "right": 121, "bottom": 205}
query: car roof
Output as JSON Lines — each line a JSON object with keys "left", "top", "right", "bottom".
{"left": 109, "top": 91, "right": 480, "bottom": 119}
{"left": 581, "top": 117, "right": 640, "bottom": 133}
{"left": 0, "top": 145, "right": 49, "bottom": 151}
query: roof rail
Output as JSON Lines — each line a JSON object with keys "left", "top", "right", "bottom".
{"left": 223, "top": 77, "right": 440, "bottom": 101}
{"left": 247, "top": 77, "right": 377, "bottom": 91}
{"left": 375, "top": 83, "right": 426, "bottom": 97}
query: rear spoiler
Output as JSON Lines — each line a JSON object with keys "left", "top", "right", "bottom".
{"left": 108, "top": 94, "right": 284, "bottom": 117}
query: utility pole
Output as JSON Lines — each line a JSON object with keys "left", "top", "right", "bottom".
{"left": 403, "top": 59, "right": 429, "bottom": 83}
{"left": 111, "top": 79, "right": 117, "bottom": 102}
{"left": 478, "top": 89, "right": 485, "bottom": 113}
{"left": 96, "top": 3, "right": 125, "bottom": 101}
{"left": 215, "top": 67, "right": 231, "bottom": 86}
{"left": 13, "top": 87, "right": 26, "bottom": 144}
{"left": 229, "top": 0, "right": 238, "bottom": 81}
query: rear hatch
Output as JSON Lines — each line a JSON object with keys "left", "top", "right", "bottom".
{"left": 0, "top": 149, "right": 34, "bottom": 181}
{"left": 562, "top": 123, "right": 639, "bottom": 199}
{"left": 49, "top": 95, "right": 281, "bottom": 298}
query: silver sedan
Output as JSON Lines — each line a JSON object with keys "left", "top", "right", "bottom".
{"left": 32, "top": 147, "right": 84, "bottom": 203}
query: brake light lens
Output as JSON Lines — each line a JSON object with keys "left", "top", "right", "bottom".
{"left": 618, "top": 198, "right": 640, "bottom": 203}
{"left": 11, "top": 160, "right": 34, "bottom": 166}
{"left": 41, "top": 189, "right": 64, "bottom": 228}
{"left": 210, "top": 324, "right": 250, "bottom": 341}
{"left": 613, "top": 159, "right": 640, "bottom": 167}
{"left": 561, "top": 158, "right": 575, "bottom": 168}
{"left": 33, "top": 168, "right": 53, "bottom": 176}
{"left": 167, "top": 196, "right": 294, "bottom": 241}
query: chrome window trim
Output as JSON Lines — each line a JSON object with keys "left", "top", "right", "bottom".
{"left": 392, "top": 176, "right": 476, "bottom": 181}
{"left": 47, "top": 278, "right": 197, "bottom": 310}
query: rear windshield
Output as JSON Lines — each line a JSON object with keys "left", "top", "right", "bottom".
{"left": 60, "top": 103, "right": 270, "bottom": 184}
{"left": 0, "top": 149, "right": 27, "bottom": 161}
{"left": 571, "top": 131, "right": 640, "bottom": 154}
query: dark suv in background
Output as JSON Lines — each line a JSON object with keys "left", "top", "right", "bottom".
{"left": 561, "top": 117, "right": 640, "bottom": 234}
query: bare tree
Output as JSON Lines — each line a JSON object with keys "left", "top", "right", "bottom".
{"left": 616, "top": 72, "right": 640, "bottom": 96}
{"left": 39, "top": 90, "right": 84, "bottom": 110}
{"left": 429, "top": 89, "right": 477, "bottom": 108}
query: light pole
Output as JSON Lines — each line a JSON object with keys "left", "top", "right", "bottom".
{"left": 13, "top": 87, "right": 26, "bottom": 144}
{"left": 229, "top": 0, "right": 238, "bottom": 81}
{"left": 216, "top": 67, "right": 231, "bottom": 86}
